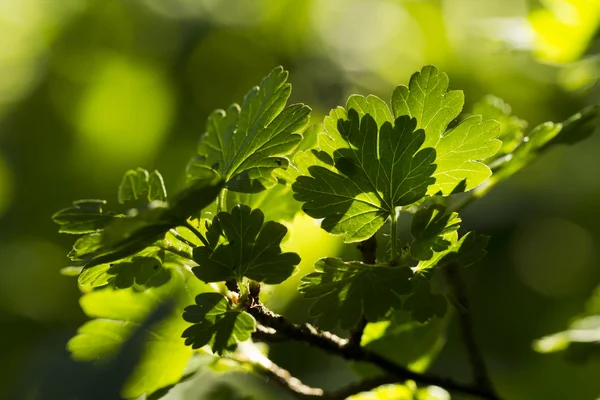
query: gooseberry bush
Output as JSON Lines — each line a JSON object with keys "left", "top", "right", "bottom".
{"left": 52, "top": 66, "right": 597, "bottom": 400}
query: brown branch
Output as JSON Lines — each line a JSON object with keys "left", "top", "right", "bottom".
{"left": 444, "top": 263, "right": 497, "bottom": 395}
{"left": 249, "top": 302, "right": 502, "bottom": 400}
{"left": 252, "top": 357, "right": 324, "bottom": 398}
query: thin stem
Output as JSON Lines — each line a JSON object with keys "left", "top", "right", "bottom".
{"left": 217, "top": 187, "right": 228, "bottom": 213}
{"left": 444, "top": 263, "right": 497, "bottom": 395}
{"left": 389, "top": 209, "right": 398, "bottom": 264}
{"left": 168, "top": 229, "right": 197, "bottom": 248}
{"left": 234, "top": 342, "right": 324, "bottom": 398}
{"left": 183, "top": 220, "right": 210, "bottom": 248}
{"left": 157, "top": 244, "right": 194, "bottom": 261}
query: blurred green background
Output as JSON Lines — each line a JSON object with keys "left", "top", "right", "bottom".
{"left": 1, "top": 0, "right": 600, "bottom": 399}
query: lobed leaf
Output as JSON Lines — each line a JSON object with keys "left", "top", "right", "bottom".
{"left": 193, "top": 205, "right": 300, "bottom": 284}
{"left": 293, "top": 104, "right": 436, "bottom": 243}
{"left": 118, "top": 168, "right": 167, "bottom": 204}
{"left": 187, "top": 66, "right": 311, "bottom": 193}
{"left": 52, "top": 199, "right": 119, "bottom": 234}
{"left": 392, "top": 65, "right": 501, "bottom": 195}
{"left": 298, "top": 257, "right": 412, "bottom": 330}
{"left": 182, "top": 292, "right": 256, "bottom": 355}
{"left": 78, "top": 170, "right": 224, "bottom": 270}
{"left": 416, "top": 231, "right": 489, "bottom": 272}
{"left": 410, "top": 204, "right": 461, "bottom": 261}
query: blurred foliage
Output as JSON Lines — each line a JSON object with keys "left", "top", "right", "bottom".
{"left": 2, "top": 0, "right": 600, "bottom": 399}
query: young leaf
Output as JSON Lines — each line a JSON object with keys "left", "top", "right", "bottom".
{"left": 410, "top": 204, "right": 461, "bottom": 261}
{"left": 298, "top": 257, "right": 412, "bottom": 329}
{"left": 52, "top": 199, "right": 119, "bottom": 234}
{"left": 79, "top": 170, "right": 223, "bottom": 270}
{"left": 187, "top": 66, "right": 311, "bottom": 193}
{"left": 403, "top": 276, "right": 448, "bottom": 323}
{"left": 416, "top": 231, "right": 489, "bottom": 272}
{"left": 392, "top": 65, "right": 501, "bottom": 195}
{"left": 489, "top": 106, "right": 598, "bottom": 188}
{"left": 534, "top": 315, "right": 600, "bottom": 362}
{"left": 118, "top": 168, "right": 167, "bottom": 204}
{"left": 193, "top": 205, "right": 300, "bottom": 284}
{"left": 68, "top": 267, "right": 208, "bottom": 398}
{"left": 293, "top": 105, "right": 436, "bottom": 243}
{"left": 182, "top": 292, "right": 256, "bottom": 355}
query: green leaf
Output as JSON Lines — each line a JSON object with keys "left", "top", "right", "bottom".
{"left": 410, "top": 205, "right": 461, "bottom": 261}
{"left": 182, "top": 292, "right": 256, "bottom": 355}
{"left": 293, "top": 103, "right": 436, "bottom": 243}
{"left": 478, "top": 106, "right": 598, "bottom": 198}
{"left": 392, "top": 65, "right": 501, "bottom": 195}
{"left": 118, "top": 168, "right": 167, "bottom": 204}
{"left": 471, "top": 95, "right": 527, "bottom": 158}
{"left": 68, "top": 267, "right": 208, "bottom": 398}
{"left": 403, "top": 276, "right": 448, "bottom": 323}
{"left": 298, "top": 257, "right": 412, "bottom": 329}
{"left": 52, "top": 199, "right": 119, "bottom": 234}
{"left": 80, "top": 170, "right": 223, "bottom": 270}
{"left": 534, "top": 315, "right": 600, "bottom": 361}
{"left": 188, "top": 66, "right": 311, "bottom": 193}
{"left": 416, "top": 232, "right": 489, "bottom": 272}
{"left": 193, "top": 205, "right": 300, "bottom": 284}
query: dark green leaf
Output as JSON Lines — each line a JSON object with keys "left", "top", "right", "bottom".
{"left": 410, "top": 204, "right": 461, "bottom": 261}
{"left": 416, "top": 232, "right": 489, "bottom": 271}
{"left": 182, "top": 292, "right": 256, "bottom": 355}
{"left": 298, "top": 257, "right": 412, "bottom": 329}
{"left": 187, "top": 66, "right": 311, "bottom": 193}
{"left": 52, "top": 199, "right": 119, "bottom": 234}
{"left": 293, "top": 103, "right": 436, "bottom": 243}
{"left": 193, "top": 205, "right": 300, "bottom": 284}
{"left": 80, "top": 170, "right": 223, "bottom": 270}
{"left": 403, "top": 276, "right": 447, "bottom": 323}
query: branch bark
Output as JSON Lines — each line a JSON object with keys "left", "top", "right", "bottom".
{"left": 249, "top": 302, "right": 501, "bottom": 400}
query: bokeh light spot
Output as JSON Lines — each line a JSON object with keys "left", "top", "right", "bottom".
{"left": 75, "top": 55, "right": 174, "bottom": 172}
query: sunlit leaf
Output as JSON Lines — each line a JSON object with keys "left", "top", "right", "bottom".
{"left": 68, "top": 267, "right": 208, "bottom": 398}
{"left": 52, "top": 199, "right": 119, "bottom": 234}
{"left": 118, "top": 168, "right": 167, "bottom": 204}
{"left": 471, "top": 95, "right": 527, "bottom": 158}
{"left": 392, "top": 66, "right": 501, "bottom": 195}
{"left": 187, "top": 66, "right": 311, "bottom": 193}
{"left": 293, "top": 101, "right": 436, "bottom": 243}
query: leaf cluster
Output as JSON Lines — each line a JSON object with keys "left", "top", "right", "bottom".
{"left": 51, "top": 65, "right": 598, "bottom": 400}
